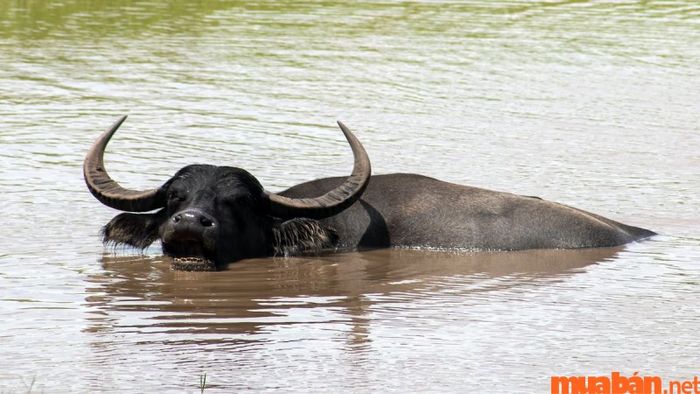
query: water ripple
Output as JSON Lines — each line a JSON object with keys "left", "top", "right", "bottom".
{"left": 1, "top": 1, "right": 699, "bottom": 393}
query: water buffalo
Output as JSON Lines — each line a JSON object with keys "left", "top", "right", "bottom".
{"left": 85, "top": 116, "right": 655, "bottom": 270}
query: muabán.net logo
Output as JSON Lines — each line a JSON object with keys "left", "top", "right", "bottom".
{"left": 550, "top": 372, "right": 700, "bottom": 394}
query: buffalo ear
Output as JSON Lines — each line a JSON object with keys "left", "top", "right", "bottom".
{"left": 101, "top": 209, "right": 168, "bottom": 249}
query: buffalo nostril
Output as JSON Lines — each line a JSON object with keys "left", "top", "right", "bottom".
{"left": 171, "top": 211, "right": 213, "bottom": 228}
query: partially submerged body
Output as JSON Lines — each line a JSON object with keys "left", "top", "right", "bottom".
{"left": 281, "top": 173, "right": 655, "bottom": 253}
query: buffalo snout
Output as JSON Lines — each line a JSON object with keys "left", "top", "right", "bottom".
{"left": 162, "top": 208, "right": 218, "bottom": 243}
{"left": 172, "top": 209, "right": 216, "bottom": 228}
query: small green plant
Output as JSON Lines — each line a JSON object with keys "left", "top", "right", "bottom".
{"left": 22, "top": 376, "right": 36, "bottom": 394}
{"left": 199, "top": 373, "right": 207, "bottom": 393}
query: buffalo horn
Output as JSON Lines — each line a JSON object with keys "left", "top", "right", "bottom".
{"left": 266, "top": 121, "right": 372, "bottom": 220}
{"left": 83, "top": 115, "right": 164, "bottom": 212}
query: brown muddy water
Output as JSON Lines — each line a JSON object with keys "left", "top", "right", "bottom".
{"left": 1, "top": 1, "right": 699, "bottom": 392}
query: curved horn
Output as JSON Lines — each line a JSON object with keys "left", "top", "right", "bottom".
{"left": 83, "top": 115, "right": 164, "bottom": 212}
{"left": 266, "top": 121, "right": 371, "bottom": 220}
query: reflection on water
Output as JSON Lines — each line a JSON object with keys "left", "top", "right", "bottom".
{"left": 1, "top": 0, "right": 699, "bottom": 392}
{"left": 87, "top": 248, "right": 620, "bottom": 338}
{"left": 79, "top": 247, "right": 621, "bottom": 391}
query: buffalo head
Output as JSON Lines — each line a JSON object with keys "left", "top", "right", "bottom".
{"left": 84, "top": 116, "right": 371, "bottom": 270}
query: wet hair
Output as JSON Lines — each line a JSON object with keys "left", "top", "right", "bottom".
{"left": 272, "top": 218, "right": 339, "bottom": 257}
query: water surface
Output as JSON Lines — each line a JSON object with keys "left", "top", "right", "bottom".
{"left": 1, "top": 1, "right": 699, "bottom": 392}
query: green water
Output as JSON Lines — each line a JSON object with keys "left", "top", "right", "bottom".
{"left": 1, "top": 1, "right": 699, "bottom": 392}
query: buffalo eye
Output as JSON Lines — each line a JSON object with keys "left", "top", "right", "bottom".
{"left": 168, "top": 190, "right": 186, "bottom": 203}
{"left": 227, "top": 193, "right": 267, "bottom": 215}
{"left": 223, "top": 194, "right": 251, "bottom": 208}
